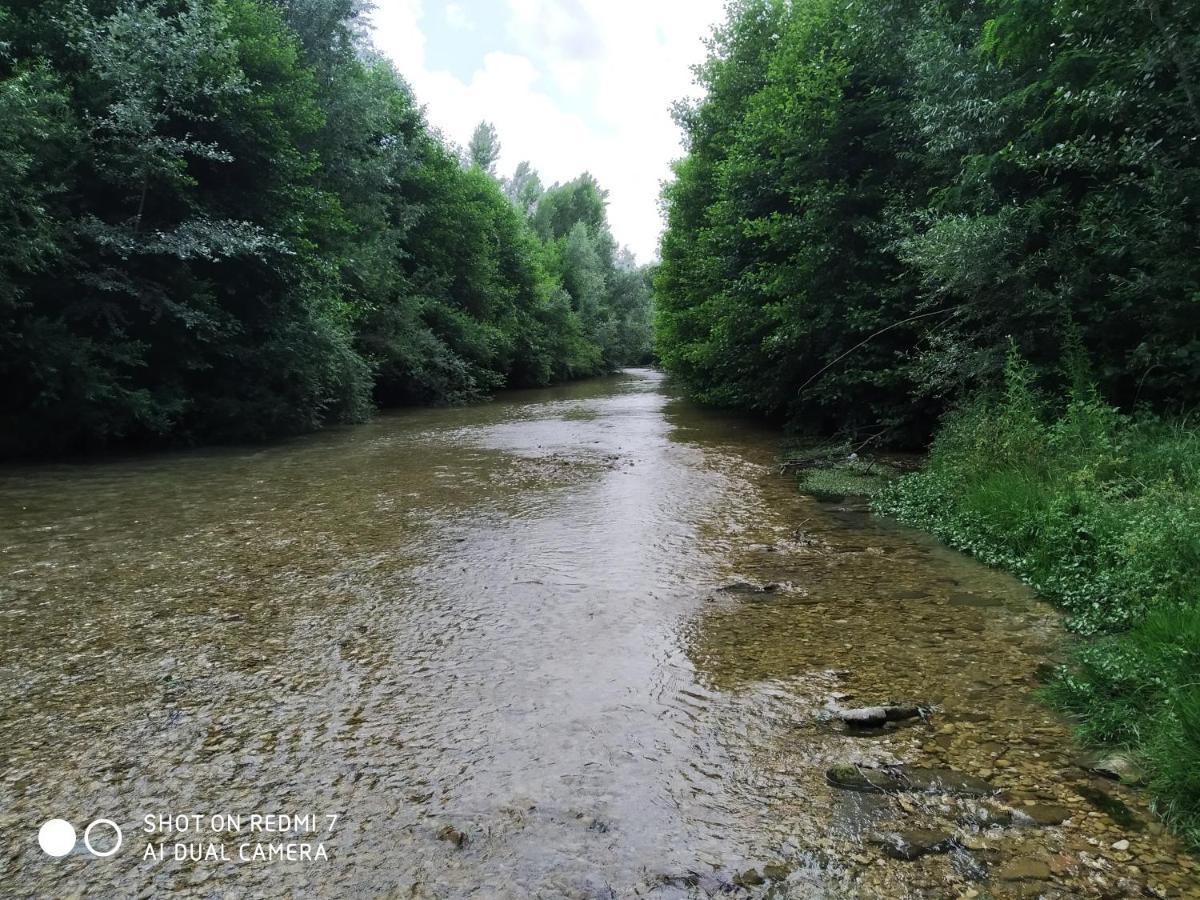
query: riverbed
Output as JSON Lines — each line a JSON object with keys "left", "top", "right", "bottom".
{"left": 1, "top": 369, "right": 1194, "bottom": 897}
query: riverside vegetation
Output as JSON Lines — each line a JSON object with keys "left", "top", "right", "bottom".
{"left": 876, "top": 355, "right": 1200, "bottom": 847}
{"left": 0, "top": 0, "right": 652, "bottom": 457}
{"left": 655, "top": 0, "right": 1200, "bottom": 847}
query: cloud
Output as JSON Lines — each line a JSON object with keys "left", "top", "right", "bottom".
{"left": 369, "top": 0, "right": 726, "bottom": 262}
{"left": 370, "top": 0, "right": 427, "bottom": 75}
{"left": 444, "top": 2, "right": 471, "bottom": 30}
{"left": 506, "top": 0, "right": 604, "bottom": 63}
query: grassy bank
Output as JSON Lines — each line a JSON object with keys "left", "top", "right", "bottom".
{"left": 873, "top": 355, "right": 1200, "bottom": 844}
{"left": 783, "top": 443, "right": 904, "bottom": 501}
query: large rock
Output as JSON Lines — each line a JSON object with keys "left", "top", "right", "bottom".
{"left": 827, "top": 764, "right": 996, "bottom": 797}
{"left": 1076, "top": 752, "right": 1146, "bottom": 785}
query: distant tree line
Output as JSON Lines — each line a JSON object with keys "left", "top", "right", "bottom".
{"left": 656, "top": 0, "right": 1200, "bottom": 443}
{"left": 0, "top": 0, "right": 653, "bottom": 457}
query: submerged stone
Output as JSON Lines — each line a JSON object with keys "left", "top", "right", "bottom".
{"left": 762, "top": 864, "right": 791, "bottom": 882}
{"left": 997, "top": 858, "right": 1053, "bottom": 881}
{"left": 716, "top": 580, "right": 781, "bottom": 596}
{"left": 826, "top": 765, "right": 996, "bottom": 797}
{"left": 717, "top": 581, "right": 760, "bottom": 594}
{"left": 1076, "top": 784, "right": 1142, "bottom": 830}
{"left": 655, "top": 873, "right": 700, "bottom": 890}
{"left": 948, "top": 593, "right": 1003, "bottom": 608}
{"left": 902, "top": 767, "right": 996, "bottom": 796}
{"left": 952, "top": 849, "right": 991, "bottom": 882}
{"left": 870, "top": 829, "right": 956, "bottom": 861}
{"left": 958, "top": 804, "right": 1014, "bottom": 828}
{"left": 839, "top": 705, "right": 922, "bottom": 728}
{"left": 734, "top": 868, "right": 765, "bottom": 887}
{"left": 826, "top": 765, "right": 901, "bottom": 793}
{"left": 1014, "top": 804, "right": 1072, "bottom": 827}
{"left": 806, "top": 490, "right": 845, "bottom": 503}
{"left": 436, "top": 825, "right": 468, "bottom": 848}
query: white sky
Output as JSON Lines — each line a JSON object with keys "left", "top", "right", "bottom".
{"left": 368, "top": 0, "right": 727, "bottom": 263}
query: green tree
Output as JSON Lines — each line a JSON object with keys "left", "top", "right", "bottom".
{"left": 467, "top": 120, "right": 502, "bottom": 175}
{"left": 657, "top": 0, "right": 936, "bottom": 439}
{"left": 505, "top": 159, "right": 544, "bottom": 216}
{"left": 0, "top": 0, "right": 658, "bottom": 457}
{"left": 902, "top": 0, "right": 1200, "bottom": 408}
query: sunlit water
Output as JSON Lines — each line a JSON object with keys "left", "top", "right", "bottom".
{"left": 1, "top": 370, "right": 1195, "bottom": 898}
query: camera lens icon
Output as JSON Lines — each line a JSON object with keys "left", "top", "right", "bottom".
{"left": 38, "top": 818, "right": 123, "bottom": 858}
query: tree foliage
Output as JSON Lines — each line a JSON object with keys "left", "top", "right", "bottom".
{"left": 466, "top": 119, "right": 501, "bottom": 175}
{"left": 0, "top": 0, "right": 653, "bottom": 456}
{"left": 656, "top": 0, "right": 1200, "bottom": 441}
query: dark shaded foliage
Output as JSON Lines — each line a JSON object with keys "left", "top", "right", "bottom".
{"left": 0, "top": 0, "right": 653, "bottom": 457}
{"left": 656, "top": 0, "right": 1200, "bottom": 441}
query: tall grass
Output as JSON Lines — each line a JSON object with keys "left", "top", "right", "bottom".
{"left": 876, "top": 350, "right": 1200, "bottom": 844}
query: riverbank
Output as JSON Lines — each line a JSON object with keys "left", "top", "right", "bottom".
{"left": 860, "top": 366, "right": 1200, "bottom": 848}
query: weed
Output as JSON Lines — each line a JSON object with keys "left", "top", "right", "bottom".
{"left": 875, "top": 359, "right": 1200, "bottom": 843}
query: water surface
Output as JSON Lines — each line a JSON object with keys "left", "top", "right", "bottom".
{"left": 1, "top": 370, "right": 1194, "bottom": 897}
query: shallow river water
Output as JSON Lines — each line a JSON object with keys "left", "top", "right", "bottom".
{"left": 1, "top": 369, "right": 1195, "bottom": 898}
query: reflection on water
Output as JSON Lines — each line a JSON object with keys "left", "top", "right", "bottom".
{"left": 0, "top": 369, "right": 1194, "bottom": 898}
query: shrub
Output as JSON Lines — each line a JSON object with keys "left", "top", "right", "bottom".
{"left": 876, "top": 360, "right": 1200, "bottom": 842}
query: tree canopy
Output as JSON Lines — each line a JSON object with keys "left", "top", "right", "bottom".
{"left": 656, "top": 0, "right": 1200, "bottom": 443}
{"left": 0, "top": 0, "right": 653, "bottom": 456}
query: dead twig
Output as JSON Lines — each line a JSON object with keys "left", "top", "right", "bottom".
{"left": 796, "top": 307, "right": 958, "bottom": 396}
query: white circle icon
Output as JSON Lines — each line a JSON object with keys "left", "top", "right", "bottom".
{"left": 38, "top": 819, "right": 77, "bottom": 857}
{"left": 83, "top": 819, "right": 123, "bottom": 858}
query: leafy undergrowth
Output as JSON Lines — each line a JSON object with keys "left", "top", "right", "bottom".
{"left": 783, "top": 442, "right": 902, "bottom": 501}
{"left": 875, "top": 353, "right": 1200, "bottom": 846}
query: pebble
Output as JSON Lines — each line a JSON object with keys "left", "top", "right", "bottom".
{"left": 436, "top": 826, "right": 468, "bottom": 848}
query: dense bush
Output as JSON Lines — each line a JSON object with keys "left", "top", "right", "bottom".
{"left": 0, "top": 0, "right": 653, "bottom": 457}
{"left": 877, "top": 351, "right": 1200, "bottom": 843}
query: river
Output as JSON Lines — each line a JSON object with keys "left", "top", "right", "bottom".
{"left": 1, "top": 369, "right": 1194, "bottom": 898}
